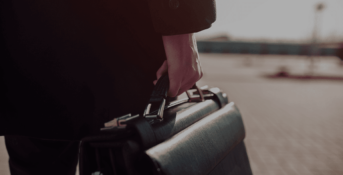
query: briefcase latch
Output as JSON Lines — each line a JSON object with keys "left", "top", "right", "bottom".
{"left": 101, "top": 113, "right": 140, "bottom": 130}
{"left": 143, "top": 98, "right": 166, "bottom": 120}
{"left": 186, "top": 85, "right": 205, "bottom": 102}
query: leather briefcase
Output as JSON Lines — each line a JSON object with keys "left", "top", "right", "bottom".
{"left": 79, "top": 74, "right": 252, "bottom": 175}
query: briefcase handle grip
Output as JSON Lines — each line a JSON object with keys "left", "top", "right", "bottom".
{"left": 143, "top": 74, "right": 169, "bottom": 120}
{"left": 148, "top": 74, "right": 170, "bottom": 104}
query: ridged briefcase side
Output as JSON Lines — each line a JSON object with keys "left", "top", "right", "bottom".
{"left": 79, "top": 89, "right": 227, "bottom": 175}
{"left": 145, "top": 102, "right": 252, "bottom": 175}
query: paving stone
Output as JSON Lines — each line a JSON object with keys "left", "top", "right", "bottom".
{"left": 198, "top": 54, "right": 343, "bottom": 175}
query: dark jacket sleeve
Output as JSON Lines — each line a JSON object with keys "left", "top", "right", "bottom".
{"left": 147, "top": 0, "right": 216, "bottom": 35}
{"left": 0, "top": 0, "right": 212, "bottom": 140}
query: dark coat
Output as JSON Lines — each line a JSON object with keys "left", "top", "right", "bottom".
{"left": 0, "top": 0, "right": 216, "bottom": 140}
{"left": 147, "top": 0, "right": 216, "bottom": 35}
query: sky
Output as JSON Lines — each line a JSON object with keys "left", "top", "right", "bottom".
{"left": 196, "top": 0, "right": 343, "bottom": 43}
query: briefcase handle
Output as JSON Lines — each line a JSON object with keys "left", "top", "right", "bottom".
{"left": 102, "top": 74, "right": 206, "bottom": 130}
{"left": 143, "top": 74, "right": 204, "bottom": 120}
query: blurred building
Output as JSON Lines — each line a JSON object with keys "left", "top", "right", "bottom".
{"left": 197, "top": 35, "right": 340, "bottom": 57}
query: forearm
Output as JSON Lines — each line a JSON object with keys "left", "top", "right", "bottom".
{"left": 162, "top": 33, "right": 199, "bottom": 64}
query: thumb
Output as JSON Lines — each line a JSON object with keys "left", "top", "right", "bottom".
{"left": 167, "top": 72, "right": 182, "bottom": 97}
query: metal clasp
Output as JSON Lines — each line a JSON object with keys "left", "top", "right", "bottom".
{"left": 101, "top": 113, "right": 139, "bottom": 130}
{"left": 185, "top": 85, "right": 205, "bottom": 102}
{"left": 143, "top": 98, "right": 166, "bottom": 120}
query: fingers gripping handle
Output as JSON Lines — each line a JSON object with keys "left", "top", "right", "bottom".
{"left": 144, "top": 74, "right": 170, "bottom": 120}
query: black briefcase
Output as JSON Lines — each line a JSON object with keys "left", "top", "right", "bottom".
{"left": 79, "top": 74, "right": 252, "bottom": 175}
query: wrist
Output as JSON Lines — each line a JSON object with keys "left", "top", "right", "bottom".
{"left": 162, "top": 33, "right": 198, "bottom": 61}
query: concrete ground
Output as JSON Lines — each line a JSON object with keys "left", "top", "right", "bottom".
{"left": 197, "top": 54, "right": 343, "bottom": 175}
{"left": 1, "top": 54, "right": 343, "bottom": 175}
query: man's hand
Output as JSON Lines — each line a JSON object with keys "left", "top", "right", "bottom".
{"left": 153, "top": 33, "right": 203, "bottom": 97}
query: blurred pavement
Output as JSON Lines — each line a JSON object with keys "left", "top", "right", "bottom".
{"left": 1, "top": 54, "right": 343, "bottom": 175}
{"left": 197, "top": 54, "right": 343, "bottom": 175}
